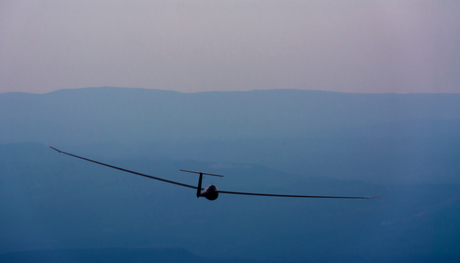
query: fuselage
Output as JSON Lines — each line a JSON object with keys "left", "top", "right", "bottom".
{"left": 200, "top": 184, "right": 219, "bottom": 200}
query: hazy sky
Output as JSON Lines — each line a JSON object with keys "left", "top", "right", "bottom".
{"left": 1, "top": 0, "right": 459, "bottom": 94}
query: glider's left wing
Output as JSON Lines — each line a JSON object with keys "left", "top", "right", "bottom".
{"left": 49, "top": 146, "right": 198, "bottom": 189}
{"left": 217, "top": 190, "right": 379, "bottom": 199}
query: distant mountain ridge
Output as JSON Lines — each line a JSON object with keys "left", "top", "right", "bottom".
{"left": 2, "top": 87, "right": 459, "bottom": 184}
{"left": 1, "top": 87, "right": 459, "bottom": 145}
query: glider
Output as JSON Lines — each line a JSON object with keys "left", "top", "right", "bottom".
{"left": 50, "top": 146, "right": 379, "bottom": 201}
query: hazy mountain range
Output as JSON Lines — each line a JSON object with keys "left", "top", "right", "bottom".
{"left": 1, "top": 88, "right": 459, "bottom": 262}
{"left": 1, "top": 87, "right": 460, "bottom": 144}
{"left": 1, "top": 87, "right": 459, "bottom": 184}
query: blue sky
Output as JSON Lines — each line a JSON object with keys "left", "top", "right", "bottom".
{"left": 1, "top": 0, "right": 459, "bottom": 94}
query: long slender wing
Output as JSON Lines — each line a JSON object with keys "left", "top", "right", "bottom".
{"left": 50, "top": 146, "right": 198, "bottom": 189}
{"left": 217, "top": 190, "right": 379, "bottom": 199}
{"left": 50, "top": 146, "right": 378, "bottom": 199}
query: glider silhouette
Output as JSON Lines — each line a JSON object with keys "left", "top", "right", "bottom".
{"left": 50, "top": 146, "right": 379, "bottom": 201}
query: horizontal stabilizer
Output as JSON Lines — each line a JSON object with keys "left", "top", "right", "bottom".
{"left": 180, "top": 169, "right": 224, "bottom": 177}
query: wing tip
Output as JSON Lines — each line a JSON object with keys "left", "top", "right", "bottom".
{"left": 49, "top": 146, "right": 61, "bottom": 153}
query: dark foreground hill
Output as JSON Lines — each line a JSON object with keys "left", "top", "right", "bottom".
{"left": 1, "top": 248, "right": 459, "bottom": 263}
{"left": 0, "top": 248, "right": 202, "bottom": 263}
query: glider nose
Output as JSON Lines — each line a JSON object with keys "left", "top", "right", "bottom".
{"left": 201, "top": 185, "right": 219, "bottom": 201}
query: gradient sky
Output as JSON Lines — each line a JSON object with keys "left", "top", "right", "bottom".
{"left": 1, "top": 0, "right": 459, "bottom": 94}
